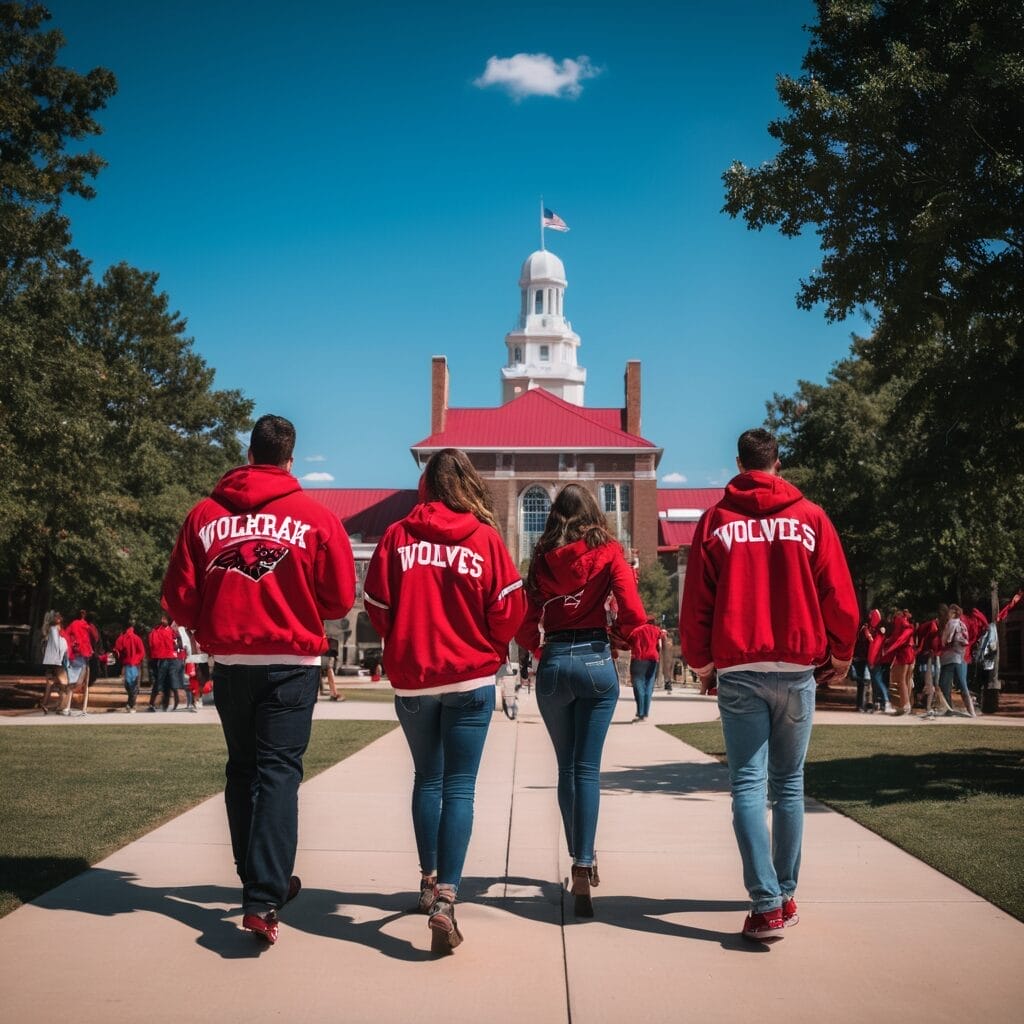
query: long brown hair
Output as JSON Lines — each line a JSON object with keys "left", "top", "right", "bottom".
{"left": 421, "top": 448, "right": 496, "bottom": 528}
{"left": 527, "top": 484, "right": 615, "bottom": 593}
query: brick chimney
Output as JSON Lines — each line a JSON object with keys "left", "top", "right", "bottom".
{"left": 431, "top": 356, "right": 449, "bottom": 435}
{"left": 624, "top": 360, "right": 641, "bottom": 436}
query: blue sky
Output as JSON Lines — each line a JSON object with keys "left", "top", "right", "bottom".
{"left": 50, "top": 0, "right": 859, "bottom": 489}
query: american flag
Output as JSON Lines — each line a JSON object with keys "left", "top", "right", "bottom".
{"left": 542, "top": 207, "right": 570, "bottom": 232}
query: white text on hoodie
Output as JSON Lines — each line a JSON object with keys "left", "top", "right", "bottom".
{"left": 712, "top": 517, "right": 816, "bottom": 553}
{"left": 198, "top": 514, "right": 312, "bottom": 552}
{"left": 397, "top": 542, "right": 484, "bottom": 578}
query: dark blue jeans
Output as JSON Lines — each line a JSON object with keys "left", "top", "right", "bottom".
{"left": 395, "top": 684, "right": 495, "bottom": 892}
{"left": 536, "top": 637, "right": 619, "bottom": 866}
{"left": 630, "top": 659, "right": 657, "bottom": 717}
{"left": 150, "top": 658, "right": 176, "bottom": 708}
{"left": 213, "top": 663, "right": 319, "bottom": 915}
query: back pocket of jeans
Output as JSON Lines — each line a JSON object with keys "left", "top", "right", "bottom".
{"left": 536, "top": 662, "right": 559, "bottom": 698}
{"left": 785, "top": 682, "right": 814, "bottom": 723}
{"left": 583, "top": 655, "right": 616, "bottom": 694}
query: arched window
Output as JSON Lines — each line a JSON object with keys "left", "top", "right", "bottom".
{"left": 600, "top": 483, "right": 632, "bottom": 548}
{"left": 520, "top": 486, "right": 551, "bottom": 562}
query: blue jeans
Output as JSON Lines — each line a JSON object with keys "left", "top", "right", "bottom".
{"left": 536, "top": 637, "right": 619, "bottom": 867}
{"left": 395, "top": 684, "right": 494, "bottom": 892}
{"left": 717, "top": 670, "right": 815, "bottom": 914}
{"left": 123, "top": 665, "right": 140, "bottom": 708}
{"left": 213, "top": 663, "right": 319, "bottom": 915}
{"left": 938, "top": 662, "right": 969, "bottom": 706}
{"left": 630, "top": 659, "right": 657, "bottom": 717}
{"left": 150, "top": 658, "right": 176, "bottom": 708}
{"left": 869, "top": 665, "right": 890, "bottom": 706}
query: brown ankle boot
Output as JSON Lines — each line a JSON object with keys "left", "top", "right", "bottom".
{"left": 428, "top": 887, "right": 463, "bottom": 953}
{"left": 570, "top": 866, "right": 595, "bottom": 918}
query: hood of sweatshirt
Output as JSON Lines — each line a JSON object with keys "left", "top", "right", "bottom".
{"left": 720, "top": 470, "right": 804, "bottom": 518}
{"left": 211, "top": 465, "right": 301, "bottom": 512}
{"left": 404, "top": 501, "right": 482, "bottom": 544}
{"left": 533, "top": 539, "right": 617, "bottom": 596}
{"left": 892, "top": 612, "right": 909, "bottom": 632}
{"left": 868, "top": 608, "right": 882, "bottom": 628}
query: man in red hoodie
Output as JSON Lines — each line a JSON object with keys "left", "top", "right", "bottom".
{"left": 681, "top": 428, "right": 858, "bottom": 942}
{"left": 163, "top": 414, "right": 356, "bottom": 945}
{"left": 113, "top": 621, "right": 145, "bottom": 712}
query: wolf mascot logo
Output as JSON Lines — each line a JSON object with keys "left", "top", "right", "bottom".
{"left": 209, "top": 540, "right": 288, "bottom": 581}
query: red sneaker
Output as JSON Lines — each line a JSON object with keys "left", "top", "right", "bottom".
{"left": 781, "top": 898, "right": 799, "bottom": 927}
{"left": 242, "top": 910, "right": 280, "bottom": 944}
{"left": 742, "top": 908, "right": 785, "bottom": 941}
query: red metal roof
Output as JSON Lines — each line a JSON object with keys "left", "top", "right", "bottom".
{"left": 305, "top": 488, "right": 418, "bottom": 543}
{"left": 657, "top": 487, "right": 724, "bottom": 551}
{"left": 411, "top": 388, "right": 656, "bottom": 450}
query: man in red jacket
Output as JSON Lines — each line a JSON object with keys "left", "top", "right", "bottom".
{"left": 147, "top": 614, "right": 178, "bottom": 711}
{"left": 680, "top": 428, "right": 858, "bottom": 942}
{"left": 113, "top": 621, "right": 145, "bottom": 712}
{"left": 162, "top": 414, "right": 356, "bottom": 946}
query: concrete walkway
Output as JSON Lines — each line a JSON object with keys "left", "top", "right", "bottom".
{"left": 1, "top": 690, "right": 1022, "bottom": 1023}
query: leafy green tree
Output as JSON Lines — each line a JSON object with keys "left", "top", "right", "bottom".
{"left": 638, "top": 560, "right": 674, "bottom": 626}
{"left": 0, "top": 5, "right": 253, "bottom": 641}
{"left": 723, "top": 0, "right": 1023, "bottom": 344}
{"left": 725, "top": 0, "right": 1024, "bottom": 609}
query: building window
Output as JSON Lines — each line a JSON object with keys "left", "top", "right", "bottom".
{"left": 496, "top": 452, "right": 515, "bottom": 474}
{"left": 539, "top": 344, "right": 550, "bottom": 362}
{"left": 535, "top": 290, "right": 543, "bottom": 314}
{"left": 520, "top": 485, "right": 551, "bottom": 561}
{"left": 513, "top": 346, "right": 522, "bottom": 363}
{"left": 600, "top": 483, "right": 631, "bottom": 547}
{"left": 559, "top": 453, "right": 576, "bottom": 473}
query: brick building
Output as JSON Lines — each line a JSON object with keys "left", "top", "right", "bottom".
{"left": 307, "top": 245, "right": 722, "bottom": 656}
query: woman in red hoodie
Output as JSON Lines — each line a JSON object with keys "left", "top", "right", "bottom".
{"left": 516, "top": 484, "right": 647, "bottom": 918}
{"left": 364, "top": 449, "right": 525, "bottom": 954}
{"left": 881, "top": 610, "right": 915, "bottom": 715}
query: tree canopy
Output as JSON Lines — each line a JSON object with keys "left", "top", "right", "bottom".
{"left": 0, "top": 4, "right": 252, "bottom": 639}
{"left": 725, "top": 0, "right": 1024, "bottom": 609}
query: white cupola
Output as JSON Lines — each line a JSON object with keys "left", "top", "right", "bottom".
{"left": 501, "top": 249, "right": 586, "bottom": 405}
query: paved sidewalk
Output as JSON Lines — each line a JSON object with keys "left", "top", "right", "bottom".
{"left": 1, "top": 691, "right": 1022, "bottom": 1023}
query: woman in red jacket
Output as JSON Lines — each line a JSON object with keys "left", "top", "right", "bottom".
{"left": 881, "top": 610, "right": 915, "bottom": 715}
{"left": 364, "top": 449, "right": 525, "bottom": 954}
{"left": 516, "top": 484, "right": 647, "bottom": 918}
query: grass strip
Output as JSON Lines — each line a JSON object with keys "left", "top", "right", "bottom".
{"left": 0, "top": 719, "right": 396, "bottom": 918}
{"left": 336, "top": 687, "right": 396, "bottom": 703}
{"left": 660, "top": 722, "right": 1024, "bottom": 922}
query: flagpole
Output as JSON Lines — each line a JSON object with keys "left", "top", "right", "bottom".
{"left": 539, "top": 195, "right": 545, "bottom": 251}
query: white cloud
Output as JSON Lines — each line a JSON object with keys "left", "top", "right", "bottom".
{"left": 304, "top": 454, "right": 326, "bottom": 463}
{"left": 706, "top": 468, "right": 731, "bottom": 486}
{"left": 474, "top": 53, "right": 601, "bottom": 100}
{"left": 661, "top": 471, "right": 688, "bottom": 484}
{"left": 301, "top": 471, "right": 335, "bottom": 483}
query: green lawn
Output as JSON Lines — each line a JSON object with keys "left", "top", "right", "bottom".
{"left": 0, "top": 719, "right": 396, "bottom": 918}
{"left": 338, "top": 687, "right": 396, "bottom": 703}
{"left": 661, "top": 722, "right": 1024, "bottom": 921}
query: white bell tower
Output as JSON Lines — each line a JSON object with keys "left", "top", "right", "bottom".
{"left": 501, "top": 249, "right": 586, "bottom": 405}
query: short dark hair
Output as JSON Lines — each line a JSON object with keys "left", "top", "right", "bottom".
{"left": 250, "top": 414, "right": 296, "bottom": 465}
{"left": 737, "top": 428, "right": 778, "bottom": 471}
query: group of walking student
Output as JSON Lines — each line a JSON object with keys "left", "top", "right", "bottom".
{"left": 161, "top": 416, "right": 858, "bottom": 951}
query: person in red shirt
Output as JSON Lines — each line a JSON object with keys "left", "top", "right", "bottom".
{"left": 364, "top": 448, "right": 524, "bottom": 954}
{"left": 163, "top": 414, "right": 355, "bottom": 946}
{"left": 64, "top": 609, "right": 95, "bottom": 714}
{"left": 516, "top": 483, "right": 647, "bottom": 920}
{"left": 113, "top": 621, "right": 145, "bottom": 712}
{"left": 681, "top": 428, "right": 858, "bottom": 942}
{"left": 629, "top": 619, "right": 663, "bottom": 722}
{"left": 146, "top": 614, "right": 178, "bottom": 711}
{"left": 881, "top": 610, "right": 915, "bottom": 715}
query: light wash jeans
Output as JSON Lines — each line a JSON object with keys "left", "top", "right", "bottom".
{"left": 536, "top": 635, "right": 619, "bottom": 867}
{"left": 717, "top": 669, "right": 815, "bottom": 914}
{"left": 395, "top": 684, "right": 495, "bottom": 892}
{"left": 630, "top": 659, "right": 657, "bottom": 718}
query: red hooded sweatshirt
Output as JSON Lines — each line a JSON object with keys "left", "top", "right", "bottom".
{"left": 363, "top": 501, "right": 526, "bottom": 694}
{"left": 114, "top": 627, "right": 145, "bottom": 666}
{"left": 882, "top": 613, "right": 915, "bottom": 665}
{"left": 865, "top": 609, "right": 886, "bottom": 667}
{"left": 162, "top": 465, "right": 355, "bottom": 660}
{"left": 680, "top": 470, "right": 858, "bottom": 673}
{"left": 64, "top": 617, "right": 94, "bottom": 660}
{"left": 630, "top": 622, "right": 663, "bottom": 662}
{"left": 516, "top": 539, "right": 648, "bottom": 655}
{"left": 148, "top": 623, "right": 177, "bottom": 660}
